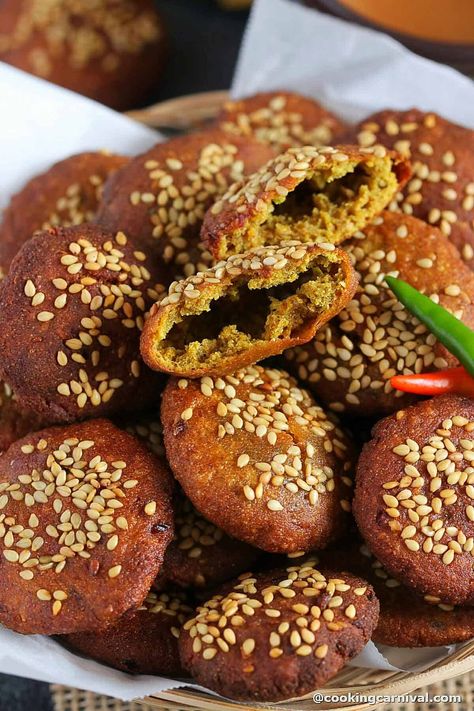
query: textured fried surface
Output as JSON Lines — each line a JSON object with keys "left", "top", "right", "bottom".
{"left": 64, "top": 589, "right": 192, "bottom": 674}
{"left": 317, "top": 537, "right": 474, "bottom": 647}
{"left": 0, "top": 152, "right": 127, "bottom": 278}
{"left": 201, "top": 144, "right": 410, "bottom": 260}
{"left": 118, "top": 409, "right": 260, "bottom": 588}
{"left": 96, "top": 129, "right": 274, "bottom": 280}
{"left": 141, "top": 242, "right": 357, "bottom": 378}
{"left": 0, "top": 419, "right": 173, "bottom": 634}
{"left": 285, "top": 212, "right": 474, "bottom": 416}
{"left": 217, "top": 91, "right": 346, "bottom": 151}
{"left": 341, "top": 109, "right": 474, "bottom": 268}
{"left": 354, "top": 395, "right": 474, "bottom": 606}
{"left": 0, "top": 224, "right": 167, "bottom": 423}
{"left": 0, "top": 381, "right": 47, "bottom": 453}
{"left": 0, "top": 0, "right": 167, "bottom": 109}
{"left": 156, "top": 491, "right": 260, "bottom": 589}
{"left": 179, "top": 565, "right": 378, "bottom": 701}
{"left": 161, "top": 366, "right": 355, "bottom": 553}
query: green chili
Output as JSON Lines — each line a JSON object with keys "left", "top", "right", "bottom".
{"left": 385, "top": 275, "right": 474, "bottom": 378}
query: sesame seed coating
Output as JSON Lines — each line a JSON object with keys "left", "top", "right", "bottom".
{"left": 179, "top": 565, "right": 378, "bottom": 702}
{"left": 201, "top": 144, "right": 410, "bottom": 261}
{"left": 118, "top": 409, "right": 260, "bottom": 589}
{"left": 318, "top": 538, "right": 474, "bottom": 648}
{"left": 217, "top": 91, "right": 347, "bottom": 152}
{"left": 342, "top": 109, "right": 474, "bottom": 269}
{"left": 0, "top": 419, "right": 173, "bottom": 634}
{"left": 161, "top": 366, "right": 355, "bottom": 553}
{"left": 285, "top": 212, "right": 474, "bottom": 416}
{"left": 0, "top": 152, "right": 127, "bottom": 278}
{"left": 0, "top": 0, "right": 167, "bottom": 110}
{"left": 64, "top": 588, "right": 192, "bottom": 675}
{"left": 141, "top": 241, "right": 357, "bottom": 378}
{"left": 157, "top": 490, "right": 261, "bottom": 590}
{"left": 97, "top": 129, "right": 274, "bottom": 280}
{"left": 0, "top": 224, "right": 168, "bottom": 423}
{"left": 354, "top": 395, "right": 474, "bottom": 606}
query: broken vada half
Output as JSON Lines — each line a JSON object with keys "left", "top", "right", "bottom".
{"left": 140, "top": 241, "right": 357, "bottom": 378}
{"left": 201, "top": 144, "right": 411, "bottom": 261}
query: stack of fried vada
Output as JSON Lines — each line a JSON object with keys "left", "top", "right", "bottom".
{"left": 0, "top": 92, "right": 473, "bottom": 703}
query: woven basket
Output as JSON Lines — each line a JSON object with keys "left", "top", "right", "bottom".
{"left": 124, "top": 90, "right": 474, "bottom": 710}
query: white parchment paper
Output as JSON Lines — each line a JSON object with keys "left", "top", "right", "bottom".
{"left": 0, "top": 0, "right": 473, "bottom": 700}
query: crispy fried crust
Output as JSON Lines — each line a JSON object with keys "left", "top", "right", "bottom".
{"left": 118, "top": 409, "right": 260, "bottom": 588}
{"left": 179, "top": 565, "right": 379, "bottom": 702}
{"left": 140, "top": 242, "right": 358, "bottom": 378}
{"left": 96, "top": 129, "right": 275, "bottom": 280}
{"left": 201, "top": 144, "right": 411, "bottom": 261}
{"left": 285, "top": 212, "right": 474, "bottom": 416}
{"left": 0, "top": 0, "right": 167, "bottom": 110}
{"left": 341, "top": 109, "right": 474, "bottom": 268}
{"left": 0, "top": 224, "right": 167, "bottom": 423}
{"left": 0, "top": 419, "right": 174, "bottom": 634}
{"left": 0, "top": 152, "right": 127, "bottom": 277}
{"left": 64, "top": 590, "right": 192, "bottom": 674}
{"left": 354, "top": 395, "right": 474, "bottom": 606}
{"left": 161, "top": 366, "right": 355, "bottom": 553}
{"left": 317, "top": 538, "right": 474, "bottom": 647}
{"left": 217, "top": 91, "right": 347, "bottom": 151}
{"left": 156, "top": 491, "right": 261, "bottom": 589}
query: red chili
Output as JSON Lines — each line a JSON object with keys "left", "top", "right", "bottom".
{"left": 390, "top": 367, "right": 474, "bottom": 397}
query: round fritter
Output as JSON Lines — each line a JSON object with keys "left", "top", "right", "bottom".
{"left": 119, "top": 409, "right": 260, "bottom": 588}
{"left": 342, "top": 109, "right": 474, "bottom": 268}
{"left": 0, "top": 224, "right": 168, "bottom": 423}
{"left": 0, "top": 152, "right": 127, "bottom": 276}
{"left": 179, "top": 565, "right": 379, "bottom": 702}
{"left": 318, "top": 538, "right": 474, "bottom": 647}
{"left": 157, "top": 492, "right": 260, "bottom": 590}
{"left": 64, "top": 589, "right": 191, "bottom": 675}
{"left": 96, "top": 129, "right": 275, "bottom": 279}
{"left": 285, "top": 212, "right": 474, "bottom": 416}
{"left": 201, "top": 144, "right": 410, "bottom": 261}
{"left": 0, "top": 0, "right": 167, "bottom": 110}
{"left": 217, "top": 91, "right": 346, "bottom": 151}
{"left": 161, "top": 366, "right": 355, "bottom": 554}
{"left": 354, "top": 395, "right": 474, "bottom": 606}
{"left": 0, "top": 419, "right": 174, "bottom": 634}
{"left": 0, "top": 381, "right": 47, "bottom": 453}
{"left": 141, "top": 241, "right": 357, "bottom": 379}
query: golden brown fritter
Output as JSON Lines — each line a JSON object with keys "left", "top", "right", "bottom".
{"left": 161, "top": 366, "right": 355, "bottom": 554}
{"left": 141, "top": 241, "right": 357, "bottom": 378}
{"left": 156, "top": 492, "right": 260, "bottom": 590}
{"left": 285, "top": 212, "right": 474, "bottom": 416}
{"left": 201, "top": 144, "right": 411, "bottom": 260}
{"left": 0, "top": 224, "right": 168, "bottom": 423}
{"left": 341, "top": 109, "right": 474, "bottom": 268}
{"left": 354, "top": 395, "right": 474, "bottom": 606}
{"left": 318, "top": 538, "right": 474, "bottom": 648}
{"left": 0, "top": 419, "right": 174, "bottom": 634}
{"left": 217, "top": 91, "right": 346, "bottom": 151}
{"left": 96, "top": 129, "right": 275, "bottom": 279}
{"left": 179, "top": 564, "right": 379, "bottom": 702}
{"left": 0, "top": 152, "right": 127, "bottom": 277}
{"left": 64, "top": 589, "right": 192, "bottom": 674}
{"left": 0, "top": 0, "right": 167, "bottom": 110}
{"left": 118, "top": 409, "right": 260, "bottom": 588}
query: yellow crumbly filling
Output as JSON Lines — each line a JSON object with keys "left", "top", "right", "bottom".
{"left": 153, "top": 255, "right": 344, "bottom": 371}
{"left": 228, "top": 159, "right": 398, "bottom": 255}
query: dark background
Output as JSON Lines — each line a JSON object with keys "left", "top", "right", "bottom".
{"left": 0, "top": 1, "right": 249, "bottom": 708}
